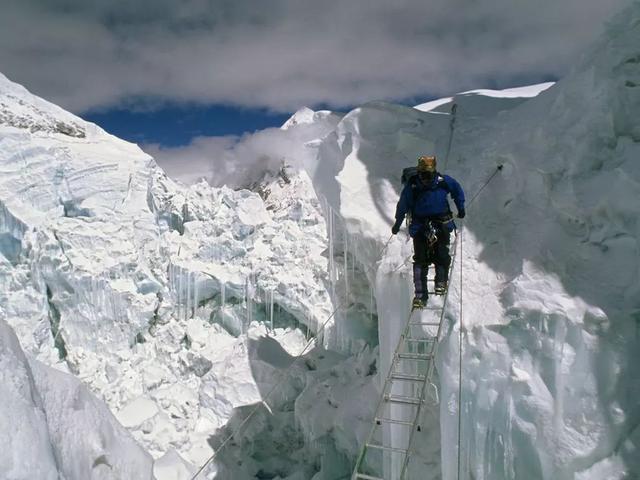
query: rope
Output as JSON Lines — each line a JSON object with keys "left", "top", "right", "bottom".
{"left": 190, "top": 300, "right": 345, "bottom": 480}
{"left": 443, "top": 103, "right": 458, "bottom": 168}
{"left": 378, "top": 234, "right": 394, "bottom": 260}
{"left": 451, "top": 165, "right": 502, "bottom": 478}
{"left": 466, "top": 165, "right": 503, "bottom": 208}
{"left": 457, "top": 227, "right": 464, "bottom": 480}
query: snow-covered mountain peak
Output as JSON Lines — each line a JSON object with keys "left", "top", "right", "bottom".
{"left": 0, "top": 72, "right": 86, "bottom": 138}
{"left": 282, "top": 106, "right": 340, "bottom": 130}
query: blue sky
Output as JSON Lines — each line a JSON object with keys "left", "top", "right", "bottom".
{"left": 84, "top": 104, "right": 292, "bottom": 147}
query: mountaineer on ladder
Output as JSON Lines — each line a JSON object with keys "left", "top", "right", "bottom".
{"left": 391, "top": 155, "right": 465, "bottom": 309}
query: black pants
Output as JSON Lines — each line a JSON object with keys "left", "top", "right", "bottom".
{"left": 412, "top": 223, "right": 451, "bottom": 297}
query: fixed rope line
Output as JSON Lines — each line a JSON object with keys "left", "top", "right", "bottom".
{"left": 451, "top": 165, "right": 503, "bottom": 479}
{"left": 379, "top": 234, "right": 394, "bottom": 259}
{"left": 190, "top": 300, "right": 346, "bottom": 480}
{"left": 457, "top": 227, "right": 464, "bottom": 480}
{"left": 466, "top": 165, "right": 503, "bottom": 208}
{"left": 443, "top": 103, "right": 458, "bottom": 168}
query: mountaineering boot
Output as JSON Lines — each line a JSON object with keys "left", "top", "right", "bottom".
{"left": 412, "top": 291, "right": 429, "bottom": 309}
{"left": 435, "top": 281, "right": 448, "bottom": 295}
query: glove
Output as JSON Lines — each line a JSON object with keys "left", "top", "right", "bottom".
{"left": 457, "top": 209, "right": 466, "bottom": 219}
{"left": 391, "top": 221, "right": 402, "bottom": 235}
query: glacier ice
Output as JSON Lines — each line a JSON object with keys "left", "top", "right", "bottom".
{"left": 0, "top": 69, "right": 348, "bottom": 475}
{"left": 1, "top": 2, "right": 640, "bottom": 479}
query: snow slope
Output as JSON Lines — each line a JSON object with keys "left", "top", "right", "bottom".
{"left": 0, "top": 319, "right": 154, "bottom": 479}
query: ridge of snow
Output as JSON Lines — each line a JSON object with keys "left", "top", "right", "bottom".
{"left": 414, "top": 82, "right": 555, "bottom": 115}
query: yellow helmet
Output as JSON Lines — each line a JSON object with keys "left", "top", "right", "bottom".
{"left": 417, "top": 155, "right": 436, "bottom": 173}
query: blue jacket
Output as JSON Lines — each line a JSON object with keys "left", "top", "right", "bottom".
{"left": 394, "top": 173, "right": 465, "bottom": 236}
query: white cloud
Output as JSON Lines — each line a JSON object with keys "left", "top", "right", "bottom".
{"left": 146, "top": 110, "right": 341, "bottom": 187}
{"left": 0, "top": 0, "right": 629, "bottom": 113}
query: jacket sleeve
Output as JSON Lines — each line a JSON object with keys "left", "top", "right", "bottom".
{"left": 394, "top": 184, "right": 413, "bottom": 223}
{"left": 445, "top": 176, "right": 465, "bottom": 212}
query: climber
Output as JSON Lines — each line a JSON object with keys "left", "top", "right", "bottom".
{"left": 391, "top": 155, "right": 465, "bottom": 309}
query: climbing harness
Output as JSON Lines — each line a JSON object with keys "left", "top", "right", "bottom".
{"left": 389, "top": 164, "right": 504, "bottom": 274}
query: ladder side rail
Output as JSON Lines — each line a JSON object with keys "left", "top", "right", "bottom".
{"left": 352, "top": 310, "right": 415, "bottom": 478}
{"left": 424, "top": 233, "right": 459, "bottom": 383}
{"left": 399, "top": 233, "right": 460, "bottom": 479}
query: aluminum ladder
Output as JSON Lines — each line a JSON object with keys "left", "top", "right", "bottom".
{"left": 352, "top": 234, "right": 459, "bottom": 480}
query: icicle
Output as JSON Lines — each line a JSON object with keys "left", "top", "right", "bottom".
{"left": 177, "top": 265, "right": 183, "bottom": 320}
{"left": 269, "top": 289, "right": 274, "bottom": 332}
{"left": 193, "top": 274, "right": 199, "bottom": 317}
{"left": 99, "top": 276, "right": 105, "bottom": 318}
{"left": 186, "top": 270, "right": 192, "bottom": 321}
{"left": 245, "top": 276, "right": 253, "bottom": 332}
{"left": 352, "top": 236, "right": 357, "bottom": 277}
{"left": 327, "top": 203, "right": 334, "bottom": 288}
{"left": 249, "top": 277, "right": 253, "bottom": 327}
{"left": 221, "top": 282, "right": 226, "bottom": 312}
{"left": 344, "top": 225, "right": 349, "bottom": 306}
{"left": 370, "top": 284, "right": 374, "bottom": 326}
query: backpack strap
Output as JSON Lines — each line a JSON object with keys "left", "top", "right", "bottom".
{"left": 436, "top": 173, "right": 450, "bottom": 194}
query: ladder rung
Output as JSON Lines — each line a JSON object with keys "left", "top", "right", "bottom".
{"left": 391, "top": 372, "right": 426, "bottom": 382}
{"left": 384, "top": 394, "right": 422, "bottom": 405}
{"left": 404, "top": 338, "right": 435, "bottom": 343}
{"left": 355, "top": 474, "right": 384, "bottom": 480}
{"left": 397, "top": 352, "right": 432, "bottom": 360}
{"left": 365, "top": 443, "right": 409, "bottom": 454}
{"left": 409, "top": 321, "right": 440, "bottom": 326}
{"left": 375, "top": 417, "right": 414, "bottom": 426}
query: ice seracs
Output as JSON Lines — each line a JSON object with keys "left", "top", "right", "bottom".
{"left": 0, "top": 69, "right": 339, "bottom": 475}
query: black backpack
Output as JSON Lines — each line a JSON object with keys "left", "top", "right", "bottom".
{"left": 401, "top": 167, "right": 450, "bottom": 194}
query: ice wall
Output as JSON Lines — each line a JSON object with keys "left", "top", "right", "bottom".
{"left": 302, "top": 3, "right": 639, "bottom": 478}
